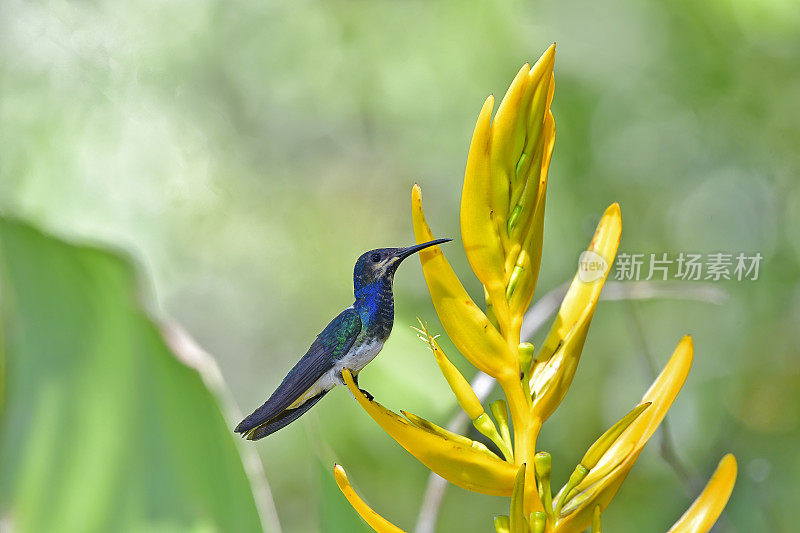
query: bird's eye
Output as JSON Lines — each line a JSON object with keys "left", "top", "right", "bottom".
{"left": 370, "top": 253, "right": 381, "bottom": 263}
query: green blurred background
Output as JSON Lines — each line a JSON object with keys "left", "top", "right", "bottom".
{"left": 1, "top": 0, "right": 798, "bottom": 531}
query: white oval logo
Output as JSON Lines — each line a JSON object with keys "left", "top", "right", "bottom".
{"left": 577, "top": 250, "right": 608, "bottom": 282}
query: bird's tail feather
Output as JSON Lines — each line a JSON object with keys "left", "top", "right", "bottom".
{"left": 242, "top": 391, "right": 328, "bottom": 440}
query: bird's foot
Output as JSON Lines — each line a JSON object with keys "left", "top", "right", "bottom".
{"left": 359, "top": 388, "right": 374, "bottom": 402}
{"left": 338, "top": 370, "right": 374, "bottom": 401}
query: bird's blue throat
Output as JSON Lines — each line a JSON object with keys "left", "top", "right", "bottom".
{"left": 354, "top": 277, "right": 394, "bottom": 341}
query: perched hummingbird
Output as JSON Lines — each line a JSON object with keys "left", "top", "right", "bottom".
{"left": 235, "top": 238, "right": 451, "bottom": 440}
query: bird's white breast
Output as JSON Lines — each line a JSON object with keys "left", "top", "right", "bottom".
{"left": 335, "top": 337, "right": 385, "bottom": 377}
{"left": 290, "top": 337, "right": 385, "bottom": 408}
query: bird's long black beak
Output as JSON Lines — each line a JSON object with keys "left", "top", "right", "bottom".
{"left": 396, "top": 238, "right": 452, "bottom": 261}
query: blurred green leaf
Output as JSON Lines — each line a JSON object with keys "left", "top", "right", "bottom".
{"left": 0, "top": 219, "right": 265, "bottom": 532}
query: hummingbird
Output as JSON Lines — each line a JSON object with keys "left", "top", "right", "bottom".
{"left": 235, "top": 238, "right": 451, "bottom": 440}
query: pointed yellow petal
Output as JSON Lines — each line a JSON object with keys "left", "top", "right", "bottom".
{"left": 334, "top": 464, "right": 406, "bottom": 533}
{"left": 461, "top": 94, "right": 512, "bottom": 334}
{"left": 412, "top": 184, "right": 514, "bottom": 379}
{"left": 530, "top": 204, "right": 621, "bottom": 421}
{"left": 343, "top": 369, "right": 517, "bottom": 496}
{"left": 538, "top": 203, "right": 621, "bottom": 361}
{"left": 491, "top": 64, "right": 532, "bottom": 227}
{"left": 553, "top": 337, "right": 694, "bottom": 533}
{"left": 508, "top": 46, "right": 556, "bottom": 212}
{"left": 519, "top": 44, "right": 556, "bottom": 184}
{"left": 667, "top": 454, "right": 737, "bottom": 533}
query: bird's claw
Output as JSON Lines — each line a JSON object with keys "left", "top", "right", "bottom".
{"left": 340, "top": 371, "right": 374, "bottom": 401}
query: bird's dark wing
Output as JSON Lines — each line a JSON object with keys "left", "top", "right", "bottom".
{"left": 234, "top": 307, "right": 362, "bottom": 435}
{"left": 244, "top": 390, "right": 328, "bottom": 440}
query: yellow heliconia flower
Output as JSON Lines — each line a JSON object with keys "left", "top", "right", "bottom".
{"left": 335, "top": 44, "right": 736, "bottom": 533}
